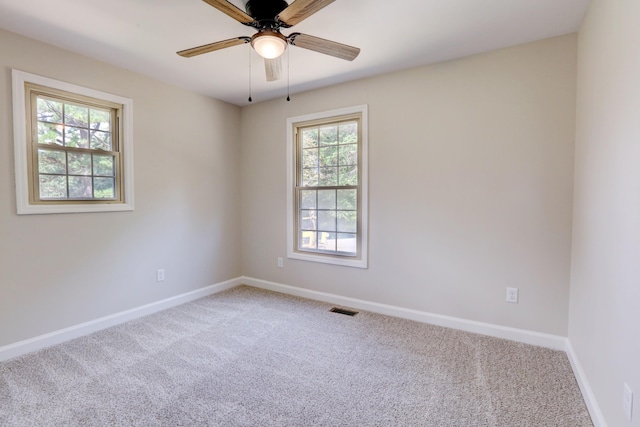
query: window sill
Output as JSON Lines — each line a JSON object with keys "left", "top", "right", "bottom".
{"left": 288, "top": 251, "right": 368, "bottom": 269}
{"left": 16, "top": 202, "right": 134, "bottom": 215}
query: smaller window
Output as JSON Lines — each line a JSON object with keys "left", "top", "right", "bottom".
{"left": 287, "top": 105, "right": 368, "bottom": 268}
{"left": 12, "top": 70, "right": 134, "bottom": 214}
{"left": 29, "top": 86, "right": 121, "bottom": 202}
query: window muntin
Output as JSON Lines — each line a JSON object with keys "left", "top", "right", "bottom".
{"left": 27, "top": 85, "right": 123, "bottom": 203}
{"left": 296, "top": 118, "right": 360, "bottom": 257}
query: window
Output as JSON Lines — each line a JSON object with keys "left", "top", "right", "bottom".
{"left": 287, "top": 105, "right": 368, "bottom": 268}
{"left": 12, "top": 69, "right": 134, "bottom": 214}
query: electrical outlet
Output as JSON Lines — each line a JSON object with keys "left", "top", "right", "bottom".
{"left": 156, "top": 269, "right": 165, "bottom": 282}
{"left": 624, "top": 382, "right": 633, "bottom": 421}
{"left": 506, "top": 287, "right": 518, "bottom": 303}
{"left": 277, "top": 257, "right": 283, "bottom": 268}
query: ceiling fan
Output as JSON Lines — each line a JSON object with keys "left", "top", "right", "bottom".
{"left": 177, "top": 0, "right": 361, "bottom": 82}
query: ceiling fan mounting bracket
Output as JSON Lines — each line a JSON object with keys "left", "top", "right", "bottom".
{"left": 288, "top": 32, "right": 300, "bottom": 44}
{"left": 255, "top": 19, "right": 281, "bottom": 31}
{"left": 275, "top": 20, "right": 293, "bottom": 29}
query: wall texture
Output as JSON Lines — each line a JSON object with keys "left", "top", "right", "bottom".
{"left": 240, "top": 35, "right": 577, "bottom": 336}
{"left": 0, "top": 28, "right": 242, "bottom": 346}
{"left": 571, "top": 0, "right": 640, "bottom": 425}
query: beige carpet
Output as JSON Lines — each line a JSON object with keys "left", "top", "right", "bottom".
{"left": 0, "top": 285, "right": 593, "bottom": 426}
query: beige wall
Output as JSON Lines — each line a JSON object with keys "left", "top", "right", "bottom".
{"left": 571, "top": 0, "right": 640, "bottom": 425}
{"left": 240, "top": 35, "right": 577, "bottom": 336}
{"left": 0, "top": 28, "right": 242, "bottom": 346}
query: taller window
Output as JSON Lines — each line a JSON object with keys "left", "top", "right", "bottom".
{"left": 287, "top": 105, "right": 368, "bottom": 268}
{"left": 12, "top": 70, "right": 134, "bottom": 215}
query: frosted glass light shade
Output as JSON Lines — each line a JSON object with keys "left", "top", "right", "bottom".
{"left": 252, "top": 33, "right": 287, "bottom": 59}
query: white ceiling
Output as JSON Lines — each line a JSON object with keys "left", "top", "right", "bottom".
{"left": 0, "top": 0, "right": 590, "bottom": 106}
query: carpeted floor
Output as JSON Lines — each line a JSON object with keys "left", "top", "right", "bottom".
{"left": 0, "top": 285, "right": 593, "bottom": 426}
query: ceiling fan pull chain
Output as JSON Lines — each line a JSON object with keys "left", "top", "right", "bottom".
{"left": 286, "top": 47, "right": 291, "bottom": 102}
{"left": 248, "top": 45, "right": 253, "bottom": 102}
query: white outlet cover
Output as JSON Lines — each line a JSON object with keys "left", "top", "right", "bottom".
{"left": 506, "top": 287, "right": 518, "bottom": 303}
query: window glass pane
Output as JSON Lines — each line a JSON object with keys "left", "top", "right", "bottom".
{"left": 319, "top": 126, "right": 337, "bottom": 145}
{"left": 302, "top": 128, "right": 318, "bottom": 148}
{"left": 337, "top": 233, "right": 357, "bottom": 254}
{"left": 64, "top": 103, "right": 88, "bottom": 127}
{"left": 318, "top": 189, "right": 336, "bottom": 209}
{"left": 300, "top": 190, "right": 316, "bottom": 209}
{"left": 90, "top": 108, "right": 111, "bottom": 132}
{"left": 319, "top": 146, "right": 338, "bottom": 167}
{"left": 38, "top": 122, "right": 63, "bottom": 146}
{"left": 302, "top": 168, "right": 318, "bottom": 187}
{"left": 302, "top": 148, "right": 318, "bottom": 169}
{"left": 319, "top": 167, "right": 338, "bottom": 186}
{"left": 338, "top": 144, "right": 357, "bottom": 166}
{"left": 94, "top": 177, "right": 115, "bottom": 199}
{"left": 338, "top": 122, "right": 357, "bottom": 144}
{"left": 318, "top": 232, "right": 336, "bottom": 251}
{"left": 93, "top": 155, "right": 115, "bottom": 177}
{"left": 38, "top": 149, "right": 66, "bottom": 174}
{"left": 292, "top": 112, "right": 363, "bottom": 263}
{"left": 39, "top": 175, "right": 67, "bottom": 199}
{"left": 299, "top": 231, "right": 317, "bottom": 250}
{"left": 64, "top": 126, "right": 89, "bottom": 148}
{"left": 337, "top": 211, "right": 357, "bottom": 233}
{"left": 318, "top": 211, "right": 336, "bottom": 232}
{"left": 90, "top": 131, "right": 112, "bottom": 151}
{"left": 68, "top": 152, "right": 92, "bottom": 175}
{"left": 69, "top": 176, "right": 92, "bottom": 198}
{"left": 339, "top": 165, "right": 358, "bottom": 186}
{"left": 37, "top": 98, "right": 63, "bottom": 123}
{"left": 299, "top": 210, "right": 317, "bottom": 230}
{"left": 337, "top": 189, "right": 357, "bottom": 210}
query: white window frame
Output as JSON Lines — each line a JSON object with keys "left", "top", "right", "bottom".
{"left": 12, "top": 69, "right": 134, "bottom": 215}
{"left": 286, "top": 105, "right": 368, "bottom": 269}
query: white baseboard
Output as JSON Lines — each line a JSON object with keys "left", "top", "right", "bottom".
{"left": 0, "top": 277, "right": 243, "bottom": 362}
{"left": 241, "top": 276, "right": 567, "bottom": 351}
{"left": 565, "top": 340, "right": 608, "bottom": 427}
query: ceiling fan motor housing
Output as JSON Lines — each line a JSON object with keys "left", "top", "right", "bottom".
{"left": 245, "top": 0, "right": 289, "bottom": 21}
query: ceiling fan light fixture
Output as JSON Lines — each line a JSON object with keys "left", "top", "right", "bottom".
{"left": 251, "top": 31, "right": 287, "bottom": 59}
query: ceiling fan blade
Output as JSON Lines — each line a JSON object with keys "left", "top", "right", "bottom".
{"left": 288, "top": 33, "right": 360, "bottom": 61}
{"left": 265, "top": 57, "right": 282, "bottom": 81}
{"left": 201, "top": 0, "right": 256, "bottom": 25}
{"left": 276, "top": 0, "right": 335, "bottom": 27}
{"left": 177, "top": 37, "right": 250, "bottom": 57}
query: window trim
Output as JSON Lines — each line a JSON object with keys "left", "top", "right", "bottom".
{"left": 286, "top": 105, "right": 368, "bottom": 269}
{"left": 12, "top": 69, "right": 134, "bottom": 215}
